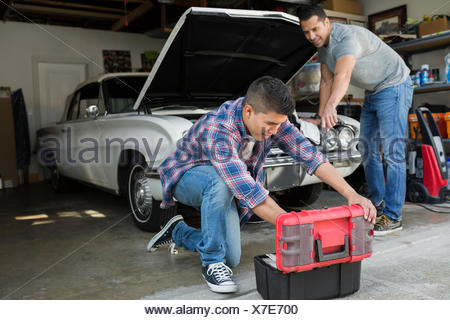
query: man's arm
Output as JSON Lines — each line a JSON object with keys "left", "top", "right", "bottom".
{"left": 318, "top": 63, "right": 333, "bottom": 118}
{"left": 252, "top": 196, "right": 286, "bottom": 225}
{"left": 314, "top": 162, "right": 376, "bottom": 223}
{"left": 252, "top": 161, "right": 377, "bottom": 225}
{"left": 321, "top": 55, "right": 356, "bottom": 129}
{"left": 302, "top": 63, "right": 333, "bottom": 126}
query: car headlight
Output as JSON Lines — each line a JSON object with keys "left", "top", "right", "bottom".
{"left": 324, "top": 128, "right": 338, "bottom": 151}
{"left": 338, "top": 126, "right": 355, "bottom": 150}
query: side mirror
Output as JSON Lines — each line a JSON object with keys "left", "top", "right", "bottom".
{"left": 86, "top": 105, "right": 99, "bottom": 119}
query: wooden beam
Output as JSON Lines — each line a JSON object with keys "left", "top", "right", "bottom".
{"left": 161, "top": 0, "right": 207, "bottom": 7}
{"left": 15, "top": 0, "right": 124, "bottom": 14}
{"left": 99, "top": 0, "right": 144, "bottom": 2}
{"left": 160, "top": 3, "right": 172, "bottom": 32}
{"left": 13, "top": 3, "right": 121, "bottom": 20}
{"left": 160, "top": 0, "right": 207, "bottom": 33}
{"left": 2, "top": 0, "right": 13, "bottom": 22}
{"left": 111, "top": 0, "right": 154, "bottom": 31}
{"left": 233, "top": 0, "right": 247, "bottom": 8}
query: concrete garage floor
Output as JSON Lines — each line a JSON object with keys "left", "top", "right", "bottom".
{"left": 0, "top": 181, "right": 449, "bottom": 300}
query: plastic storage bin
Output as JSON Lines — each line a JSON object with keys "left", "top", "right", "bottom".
{"left": 433, "top": 113, "right": 446, "bottom": 138}
{"left": 254, "top": 255, "right": 362, "bottom": 300}
{"left": 409, "top": 114, "right": 420, "bottom": 139}
{"left": 445, "top": 112, "right": 450, "bottom": 139}
{"left": 410, "top": 113, "right": 447, "bottom": 139}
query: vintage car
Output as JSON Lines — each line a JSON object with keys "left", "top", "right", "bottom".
{"left": 36, "top": 7, "right": 361, "bottom": 232}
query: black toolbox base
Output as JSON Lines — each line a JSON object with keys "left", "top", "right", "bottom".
{"left": 254, "top": 255, "right": 361, "bottom": 300}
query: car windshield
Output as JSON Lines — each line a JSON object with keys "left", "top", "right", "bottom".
{"left": 103, "top": 76, "right": 147, "bottom": 114}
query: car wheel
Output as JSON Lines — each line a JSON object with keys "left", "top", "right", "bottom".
{"left": 276, "top": 183, "right": 323, "bottom": 208}
{"left": 50, "top": 167, "right": 70, "bottom": 193}
{"left": 127, "top": 162, "right": 176, "bottom": 232}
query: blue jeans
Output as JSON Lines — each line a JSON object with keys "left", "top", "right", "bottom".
{"left": 360, "top": 77, "right": 413, "bottom": 221}
{"left": 171, "top": 166, "right": 241, "bottom": 268}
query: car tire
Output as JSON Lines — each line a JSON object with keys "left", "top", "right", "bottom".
{"left": 276, "top": 183, "right": 323, "bottom": 208}
{"left": 51, "top": 167, "right": 70, "bottom": 193}
{"left": 127, "top": 161, "right": 177, "bottom": 232}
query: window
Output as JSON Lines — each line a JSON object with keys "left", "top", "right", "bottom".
{"left": 67, "top": 92, "right": 80, "bottom": 121}
{"left": 79, "top": 83, "right": 100, "bottom": 119}
{"left": 102, "top": 76, "right": 146, "bottom": 114}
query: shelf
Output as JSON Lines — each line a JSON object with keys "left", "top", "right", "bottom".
{"left": 408, "top": 138, "right": 450, "bottom": 143}
{"left": 414, "top": 83, "right": 450, "bottom": 94}
{"left": 390, "top": 33, "right": 450, "bottom": 56}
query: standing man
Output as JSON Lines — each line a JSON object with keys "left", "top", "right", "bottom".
{"left": 147, "top": 76, "right": 375, "bottom": 294}
{"left": 299, "top": 6, "right": 413, "bottom": 235}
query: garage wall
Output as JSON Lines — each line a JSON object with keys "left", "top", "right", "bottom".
{"left": 361, "top": 0, "right": 450, "bottom": 108}
{"left": 0, "top": 21, "right": 166, "bottom": 181}
{"left": 0, "top": 21, "right": 166, "bottom": 107}
{"left": 360, "top": 0, "right": 449, "bottom": 19}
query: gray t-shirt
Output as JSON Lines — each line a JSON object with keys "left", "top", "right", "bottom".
{"left": 318, "top": 23, "right": 410, "bottom": 94}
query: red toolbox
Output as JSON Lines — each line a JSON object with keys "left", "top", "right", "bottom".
{"left": 276, "top": 204, "right": 373, "bottom": 272}
{"left": 254, "top": 205, "right": 373, "bottom": 299}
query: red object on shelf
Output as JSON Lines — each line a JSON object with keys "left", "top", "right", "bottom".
{"left": 275, "top": 205, "right": 373, "bottom": 273}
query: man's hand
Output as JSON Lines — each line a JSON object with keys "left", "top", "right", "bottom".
{"left": 347, "top": 193, "right": 376, "bottom": 224}
{"left": 314, "top": 162, "right": 376, "bottom": 224}
{"left": 321, "top": 103, "right": 338, "bottom": 130}
{"left": 318, "top": 55, "right": 355, "bottom": 130}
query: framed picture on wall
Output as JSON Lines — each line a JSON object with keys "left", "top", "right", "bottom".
{"left": 103, "top": 50, "right": 132, "bottom": 73}
{"left": 349, "top": 20, "right": 367, "bottom": 28}
{"left": 368, "top": 5, "right": 407, "bottom": 35}
{"left": 329, "top": 16, "right": 347, "bottom": 24}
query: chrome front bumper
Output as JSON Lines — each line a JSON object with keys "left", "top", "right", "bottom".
{"left": 263, "top": 151, "right": 362, "bottom": 192}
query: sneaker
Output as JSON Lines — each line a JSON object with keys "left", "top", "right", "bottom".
{"left": 147, "top": 215, "right": 183, "bottom": 252}
{"left": 202, "top": 262, "right": 237, "bottom": 293}
{"left": 374, "top": 214, "right": 402, "bottom": 236}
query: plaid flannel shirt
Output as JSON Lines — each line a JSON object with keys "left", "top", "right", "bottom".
{"left": 159, "top": 97, "right": 327, "bottom": 226}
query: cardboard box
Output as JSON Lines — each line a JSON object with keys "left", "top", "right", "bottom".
{"left": 323, "top": 0, "right": 362, "bottom": 15}
{"left": 0, "top": 87, "right": 19, "bottom": 188}
{"left": 419, "top": 17, "right": 450, "bottom": 37}
{"left": 28, "top": 172, "right": 40, "bottom": 184}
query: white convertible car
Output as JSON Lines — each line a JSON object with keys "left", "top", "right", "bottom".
{"left": 36, "top": 7, "right": 361, "bottom": 231}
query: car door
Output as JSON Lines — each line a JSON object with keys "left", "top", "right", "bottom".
{"left": 55, "top": 91, "right": 79, "bottom": 177}
{"left": 63, "top": 83, "right": 106, "bottom": 185}
{"left": 96, "top": 76, "right": 147, "bottom": 190}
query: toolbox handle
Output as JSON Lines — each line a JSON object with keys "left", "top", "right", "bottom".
{"left": 315, "top": 235, "right": 349, "bottom": 262}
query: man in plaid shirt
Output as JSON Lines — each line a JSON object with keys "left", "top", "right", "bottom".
{"left": 148, "top": 76, "right": 375, "bottom": 293}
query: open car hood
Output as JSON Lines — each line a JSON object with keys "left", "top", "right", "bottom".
{"left": 134, "top": 7, "right": 316, "bottom": 109}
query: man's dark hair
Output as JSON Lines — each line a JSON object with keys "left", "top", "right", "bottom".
{"left": 243, "top": 76, "right": 294, "bottom": 116}
{"left": 297, "top": 5, "right": 327, "bottom": 22}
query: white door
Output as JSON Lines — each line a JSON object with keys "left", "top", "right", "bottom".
{"left": 37, "top": 62, "right": 87, "bottom": 128}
